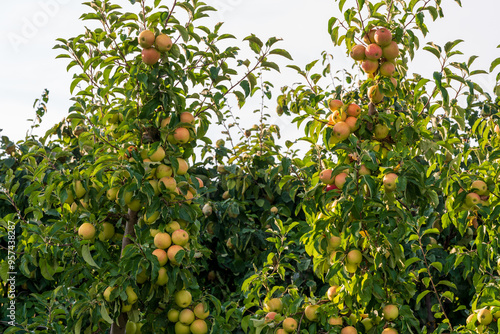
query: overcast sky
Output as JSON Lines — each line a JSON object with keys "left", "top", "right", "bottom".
{"left": 0, "top": 0, "right": 499, "bottom": 146}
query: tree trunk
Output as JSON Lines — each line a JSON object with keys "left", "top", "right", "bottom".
{"left": 110, "top": 209, "right": 138, "bottom": 334}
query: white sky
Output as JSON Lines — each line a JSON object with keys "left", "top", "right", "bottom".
{"left": 0, "top": 0, "right": 499, "bottom": 146}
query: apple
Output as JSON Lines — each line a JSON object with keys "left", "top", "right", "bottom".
{"left": 128, "top": 198, "right": 142, "bottom": 211}
{"left": 465, "top": 192, "right": 481, "bottom": 207}
{"left": 347, "top": 249, "right": 362, "bottom": 264}
{"left": 179, "top": 308, "right": 195, "bottom": 325}
{"left": 350, "top": 44, "right": 366, "bottom": 60}
{"left": 332, "top": 121, "right": 351, "bottom": 142}
{"left": 328, "top": 235, "right": 341, "bottom": 250}
{"left": 270, "top": 206, "right": 279, "bottom": 214}
{"left": 374, "top": 28, "right": 392, "bottom": 47}
{"left": 382, "top": 328, "right": 398, "bottom": 334}
{"left": 156, "top": 164, "right": 173, "bottom": 178}
{"left": 328, "top": 316, "right": 342, "bottom": 325}
{"left": 78, "top": 223, "right": 95, "bottom": 240}
{"left": 359, "top": 164, "right": 371, "bottom": 176}
{"left": 136, "top": 266, "right": 148, "bottom": 284}
{"left": 141, "top": 48, "right": 161, "bottom": 65}
{"left": 167, "top": 308, "right": 180, "bottom": 322}
{"left": 176, "top": 158, "right": 189, "bottom": 175}
{"left": 283, "top": 317, "right": 297, "bottom": 332}
{"left": 125, "top": 286, "right": 138, "bottom": 305}
{"left": 327, "top": 285, "right": 339, "bottom": 300}
{"left": 202, "top": 203, "right": 213, "bottom": 217}
{"left": 64, "top": 191, "right": 74, "bottom": 205}
{"left": 361, "top": 318, "right": 373, "bottom": 331}
{"left": 319, "top": 169, "right": 335, "bottom": 184}
{"left": 304, "top": 305, "right": 319, "bottom": 322}
{"left": 138, "top": 30, "right": 155, "bottom": 48}
{"left": 265, "top": 312, "right": 277, "bottom": 322}
{"left": 345, "top": 116, "right": 358, "bottom": 132}
{"left": 154, "top": 232, "right": 172, "bottom": 249}
{"left": 383, "top": 304, "right": 399, "bottom": 321}
{"left": 471, "top": 180, "right": 488, "bottom": 195}
{"left": 382, "top": 41, "right": 400, "bottom": 60}
{"left": 341, "top": 326, "right": 357, "bottom": 334}
{"left": 167, "top": 245, "right": 184, "bottom": 265}
{"left": 386, "top": 77, "right": 399, "bottom": 97}
{"left": 478, "top": 308, "right": 493, "bottom": 325}
{"left": 346, "top": 103, "right": 361, "bottom": 117}
{"left": 329, "top": 99, "right": 343, "bottom": 111}
{"left": 148, "top": 179, "right": 160, "bottom": 196}
{"left": 98, "top": 222, "right": 115, "bottom": 241}
{"left": 190, "top": 319, "right": 208, "bottom": 334}
{"left": 143, "top": 211, "right": 159, "bottom": 224}
{"left": 174, "top": 289, "right": 192, "bottom": 308}
{"left": 175, "top": 322, "right": 191, "bottom": 334}
{"left": 160, "top": 176, "right": 177, "bottom": 191}
{"left": 194, "top": 302, "right": 209, "bottom": 319}
{"left": 380, "top": 62, "right": 396, "bottom": 76}
{"left": 276, "top": 329, "right": 286, "bottom": 334}
{"left": 365, "top": 43, "right": 383, "bottom": 60}
{"left": 374, "top": 124, "right": 389, "bottom": 139}
{"left": 166, "top": 221, "right": 181, "bottom": 233}
{"left": 361, "top": 59, "right": 379, "bottom": 74}
{"left": 122, "top": 303, "right": 133, "bottom": 312}
{"left": 363, "top": 28, "right": 376, "bottom": 43}
{"left": 174, "top": 127, "right": 190, "bottom": 144}
{"left": 383, "top": 173, "right": 398, "bottom": 192}
{"left": 335, "top": 172, "right": 348, "bottom": 189}
{"left": 172, "top": 229, "right": 189, "bottom": 246}
{"left": 103, "top": 286, "right": 115, "bottom": 302}
{"left": 332, "top": 109, "right": 347, "bottom": 123}
{"left": 125, "top": 321, "right": 137, "bottom": 334}
{"left": 325, "top": 184, "right": 339, "bottom": 192}
{"left": 74, "top": 180, "right": 86, "bottom": 198}
{"left": 152, "top": 249, "right": 168, "bottom": 266}
{"left": 180, "top": 112, "right": 195, "bottom": 124}
{"left": 265, "top": 298, "right": 283, "bottom": 313}
{"left": 149, "top": 145, "right": 166, "bottom": 162}
{"left": 154, "top": 34, "right": 172, "bottom": 52}
{"left": 368, "top": 85, "right": 385, "bottom": 104}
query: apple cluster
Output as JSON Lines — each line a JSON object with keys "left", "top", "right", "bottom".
{"left": 467, "top": 306, "right": 500, "bottom": 331}
{"left": 261, "top": 298, "right": 298, "bottom": 333}
{"left": 151, "top": 227, "right": 189, "bottom": 268}
{"left": 350, "top": 27, "right": 400, "bottom": 104}
{"left": 166, "top": 291, "right": 210, "bottom": 334}
{"left": 461, "top": 179, "right": 489, "bottom": 211}
{"left": 138, "top": 30, "right": 173, "bottom": 65}
{"left": 326, "top": 100, "right": 362, "bottom": 145}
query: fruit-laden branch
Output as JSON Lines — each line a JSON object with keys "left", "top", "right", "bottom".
{"left": 110, "top": 209, "right": 138, "bottom": 334}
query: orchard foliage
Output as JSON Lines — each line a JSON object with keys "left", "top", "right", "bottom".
{"left": 1, "top": 0, "right": 500, "bottom": 334}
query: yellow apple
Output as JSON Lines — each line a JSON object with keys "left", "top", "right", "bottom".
{"left": 265, "top": 298, "right": 283, "bottom": 313}
{"left": 168, "top": 308, "right": 180, "bottom": 322}
{"left": 149, "top": 145, "right": 166, "bottom": 162}
{"left": 166, "top": 221, "right": 181, "bottom": 233}
{"left": 160, "top": 176, "right": 177, "bottom": 191}
{"left": 193, "top": 302, "right": 209, "bottom": 319}
{"left": 74, "top": 180, "right": 86, "bottom": 198}
{"left": 346, "top": 249, "right": 362, "bottom": 265}
{"left": 156, "top": 164, "right": 173, "bottom": 178}
{"left": 327, "top": 285, "right": 339, "bottom": 301}
{"left": 172, "top": 229, "right": 189, "bottom": 246}
{"left": 103, "top": 286, "right": 115, "bottom": 302}
{"left": 341, "top": 326, "right": 357, "bottom": 334}
{"left": 174, "top": 290, "right": 192, "bottom": 308}
{"left": 154, "top": 232, "right": 172, "bottom": 249}
{"left": 167, "top": 245, "right": 184, "bottom": 265}
{"left": 283, "top": 317, "right": 297, "bottom": 332}
{"left": 304, "top": 305, "right": 319, "bottom": 322}
{"left": 152, "top": 249, "right": 168, "bottom": 266}
{"left": 154, "top": 34, "right": 172, "bottom": 52}
{"left": 156, "top": 267, "right": 168, "bottom": 285}
{"left": 174, "top": 322, "right": 191, "bottom": 334}
{"left": 190, "top": 319, "right": 208, "bottom": 334}
{"left": 179, "top": 308, "right": 195, "bottom": 325}
{"left": 78, "top": 223, "right": 95, "bottom": 240}
{"left": 383, "top": 304, "right": 399, "bottom": 321}
{"left": 125, "top": 321, "right": 137, "bottom": 334}
{"left": 125, "top": 286, "right": 138, "bottom": 305}
{"left": 138, "top": 30, "right": 155, "bottom": 48}
{"left": 98, "top": 222, "right": 115, "bottom": 241}
{"left": 143, "top": 211, "right": 160, "bottom": 224}
{"left": 478, "top": 308, "right": 493, "bottom": 325}
{"left": 176, "top": 158, "right": 189, "bottom": 175}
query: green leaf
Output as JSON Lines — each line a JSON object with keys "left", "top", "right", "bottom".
{"left": 430, "top": 262, "right": 443, "bottom": 272}
{"left": 269, "top": 49, "right": 293, "bottom": 60}
{"left": 423, "top": 228, "right": 440, "bottom": 236}
{"left": 416, "top": 290, "right": 431, "bottom": 305}
{"left": 261, "top": 61, "right": 280, "bottom": 72}
{"left": 82, "top": 244, "right": 100, "bottom": 268}
{"left": 100, "top": 303, "right": 113, "bottom": 324}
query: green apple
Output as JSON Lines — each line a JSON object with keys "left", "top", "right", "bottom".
{"left": 174, "top": 290, "right": 192, "bottom": 308}
{"left": 74, "top": 180, "right": 86, "bottom": 198}
{"left": 346, "top": 249, "right": 362, "bottom": 265}
{"left": 168, "top": 308, "right": 180, "bottom": 322}
{"left": 103, "top": 286, "right": 115, "bottom": 302}
{"left": 478, "top": 308, "right": 493, "bottom": 325}
{"left": 98, "top": 222, "right": 115, "bottom": 241}
{"left": 383, "top": 304, "right": 399, "bottom": 321}
{"left": 78, "top": 223, "right": 95, "bottom": 240}
{"left": 304, "top": 305, "right": 319, "bottom": 322}
{"left": 179, "top": 308, "right": 195, "bottom": 325}
{"left": 156, "top": 267, "right": 168, "bottom": 286}
{"left": 193, "top": 302, "right": 209, "bottom": 319}
{"left": 125, "top": 321, "right": 137, "bottom": 334}
{"left": 174, "top": 322, "right": 191, "bottom": 334}
{"left": 125, "top": 286, "right": 138, "bottom": 305}
{"left": 264, "top": 298, "right": 283, "bottom": 313}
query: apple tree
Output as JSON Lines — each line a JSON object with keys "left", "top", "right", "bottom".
{"left": 240, "top": 0, "right": 500, "bottom": 333}
{"left": 0, "top": 0, "right": 292, "bottom": 333}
